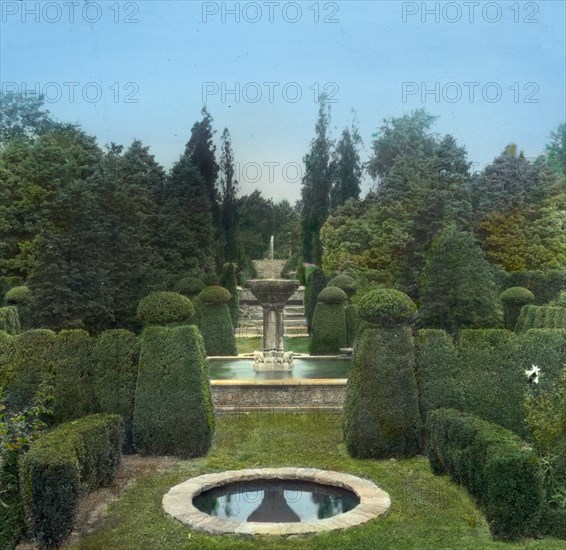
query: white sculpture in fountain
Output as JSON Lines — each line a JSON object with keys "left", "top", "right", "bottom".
{"left": 247, "top": 238, "right": 298, "bottom": 372}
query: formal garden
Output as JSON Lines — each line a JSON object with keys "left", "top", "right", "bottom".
{"left": 1, "top": 94, "right": 566, "bottom": 549}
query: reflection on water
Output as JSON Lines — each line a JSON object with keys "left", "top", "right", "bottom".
{"left": 208, "top": 358, "right": 350, "bottom": 380}
{"left": 194, "top": 480, "right": 359, "bottom": 522}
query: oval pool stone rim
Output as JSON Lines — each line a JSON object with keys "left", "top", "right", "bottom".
{"left": 162, "top": 467, "right": 391, "bottom": 536}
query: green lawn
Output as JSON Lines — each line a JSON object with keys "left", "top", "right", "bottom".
{"left": 70, "top": 413, "right": 565, "bottom": 550}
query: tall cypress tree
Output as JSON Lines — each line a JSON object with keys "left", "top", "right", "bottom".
{"left": 330, "top": 124, "right": 362, "bottom": 209}
{"left": 219, "top": 128, "right": 240, "bottom": 264}
{"left": 301, "top": 96, "right": 332, "bottom": 265}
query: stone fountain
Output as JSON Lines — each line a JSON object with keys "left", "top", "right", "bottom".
{"left": 246, "top": 237, "right": 298, "bottom": 371}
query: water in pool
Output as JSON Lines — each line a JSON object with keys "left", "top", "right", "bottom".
{"left": 208, "top": 358, "right": 350, "bottom": 380}
{"left": 193, "top": 479, "right": 359, "bottom": 522}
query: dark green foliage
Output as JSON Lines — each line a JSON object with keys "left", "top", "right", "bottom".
{"left": 516, "top": 305, "right": 566, "bottom": 331}
{"left": 92, "top": 330, "right": 139, "bottom": 450}
{"left": 297, "top": 261, "right": 306, "bottom": 285}
{"left": 344, "top": 326, "right": 421, "bottom": 458}
{"left": 418, "top": 227, "right": 501, "bottom": 331}
{"left": 0, "top": 329, "right": 56, "bottom": 414}
{"left": 220, "top": 263, "right": 239, "bottom": 327}
{"left": 551, "top": 290, "right": 566, "bottom": 307}
{"left": 199, "top": 285, "right": 230, "bottom": 305}
{"left": 327, "top": 274, "right": 358, "bottom": 297}
{"left": 499, "top": 269, "right": 566, "bottom": 305}
{"left": 50, "top": 330, "right": 96, "bottom": 425}
{"left": 500, "top": 286, "right": 535, "bottom": 330}
{"left": 310, "top": 292, "right": 347, "bottom": 355}
{"left": 0, "top": 305, "right": 20, "bottom": 334}
{"left": 132, "top": 325, "right": 214, "bottom": 457}
{"left": 329, "top": 125, "right": 362, "bottom": 210}
{"left": 416, "top": 329, "right": 526, "bottom": 436}
{"left": 199, "top": 287, "right": 236, "bottom": 356}
{"left": 540, "top": 509, "right": 566, "bottom": 539}
{"left": 173, "top": 276, "right": 205, "bottom": 298}
{"left": 317, "top": 286, "right": 348, "bottom": 305}
{"left": 304, "top": 266, "right": 327, "bottom": 333}
{"left": 0, "top": 451, "right": 24, "bottom": 550}
{"left": 4, "top": 285, "right": 30, "bottom": 305}
{"left": 344, "top": 303, "right": 359, "bottom": 347}
{"left": 357, "top": 288, "right": 416, "bottom": 327}
{"left": 137, "top": 291, "right": 194, "bottom": 326}
{"left": 520, "top": 329, "right": 566, "bottom": 390}
{"left": 427, "top": 408, "right": 544, "bottom": 539}
{"left": 20, "top": 414, "right": 124, "bottom": 549}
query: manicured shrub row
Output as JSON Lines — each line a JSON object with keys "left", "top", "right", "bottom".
{"left": 304, "top": 266, "right": 327, "bottom": 333}
{"left": 520, "top": 329, "right": 566, "bottom": 391}
{"left": 92, "top": 330, "right": 139, "bottom": 450}
{"left": 198, "top": 286, "right": 236, "bottom": 356}
{"left": 137, "top": 291, "right": 194, "bottom": 326}
{"left": 310, "top": 287, "right": 348, "bottom": 354}
{"left": 344, "top": 325, "right": 421, "bottom": 458}
{"left": 0, "top": 305, "right": 20, "bottom": 334}
{"left": 515, "top": 305, "right": 566, "bottom": 331}
{"left": 427, "top": 408, "right": 544, "bottom": 540}
{"left": 500, "top": 286, "right": 535, "bottom": 330}
{"left": 416, "top": 329, "right": 526, "bottom": 436}
{"left": 133, "top": 325, "right": 214, "bottom": 457}
{"left": 20, "top": 414, "right": 124, "bottom": 549}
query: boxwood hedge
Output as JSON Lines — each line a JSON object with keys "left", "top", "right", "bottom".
{"left": 516, "top": 305, "right": 566, "bottom": 331}
{"left": 0, "top": 305, "right": 20, "bottom": 334}
{"left": 20, "top": 414, "right": 124, "bottom": 549}
{"left": 198, "top": 286, "right": 236, "bottom": 356}
{"left": 133, "top": 325, "right": 214, "bottom": 457}
{"left": 427, "top": 408, "right": 544, "bottom": 540}
{"left": 92, "top": 329, "right": 140, "bottom": 450}
{"left": 137, "top": 291, "right": 194, "bottom": 326}
{"left": 310, "top": 287, "right": 348, "bottom": 355}
{"left": 500, "top": 286, "right": 535, "bottom": 330}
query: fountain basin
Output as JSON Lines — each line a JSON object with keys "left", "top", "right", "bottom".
{"left": 163, "top": 468, "right": 391, "bottom": 536}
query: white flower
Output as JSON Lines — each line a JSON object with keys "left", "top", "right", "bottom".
{"left": 525, "top": 365, "right": 541, "bottom": 384}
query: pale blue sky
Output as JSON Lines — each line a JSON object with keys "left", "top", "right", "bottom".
{"left": 1, "top": 0, "right": 565, "bottom": 200}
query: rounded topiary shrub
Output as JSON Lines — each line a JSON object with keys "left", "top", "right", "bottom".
{"left": 133, "top": 325, "right": 214, "bottom": 458}
{"left": 310, "top": 287, "right": 348, "bottom": 355}
{"left": 327, "top": 274, "right": 358, "bottom": 298}
{"left": 174, "top": 277, "right": 205, "bottom": 298}
{"left": 4, "top": 285, "right": 30, "bottom": 305}
{"left": 344, "top": 324, "right": 421, "bottom": 459}
{"left": 358, "top": 288, "right": 416, "bottom": 328}
{"left": 500, "top": 286, "right": 535, "bottom": 330}
{"left": 137, "top": 291, "right": 194, "bottom": 326}
{"left": 305, "top": 267, "right": 327, "bottom": 333}
{"left": 198, "top": 286, "right": 236, "bottom": 356}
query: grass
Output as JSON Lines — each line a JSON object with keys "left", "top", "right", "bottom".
{"left": 70, "top": 413, "right": 566, "bottom": 550}
{"left": 236, "top": 337, "right": 310, "bottom": 355}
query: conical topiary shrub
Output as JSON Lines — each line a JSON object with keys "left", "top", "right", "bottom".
{"left": 344, "top": 288, "right": 421, "bottom": 458}
{"left": 500, "top": 287, "right": 535, "bottom": 330}
{"left": 310, "top": 286, "right": 348, "bottom": 355}
{"left": 198, "top": 286, "right": 237, "bottom": 356}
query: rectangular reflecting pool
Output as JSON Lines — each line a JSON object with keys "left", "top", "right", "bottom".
{"left": 208, "top": 357, "right": 350, "bottom": 380}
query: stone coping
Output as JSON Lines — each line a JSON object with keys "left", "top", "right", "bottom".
{"left": 209, "top": 355, "right": 350, "bottom": 360}
{"left": 163, "top": 468, "right": 390, "bottom": 536}
{"left": 211, "top": 379, "right": 348, "bottom": 386}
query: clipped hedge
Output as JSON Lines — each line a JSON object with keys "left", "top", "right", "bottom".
{"left": 327, "top": 274, "right": 358, "bottom": 298}
{"left": 498, "top": 269, "right": 566, "bottom": 305}
{"left": 137, "top": 291, "right": 194, "bottom": 326}
{"left": 198, "top": 287, "right": 236, "bottom": 356}
{"left": 305, "top": 267, "right": 327, "bottom": 333}
{"left": 500, "top": 287, "right": 535, "bottom": 330}
{"left": 4, "top": 285, "right": 31, "bottom": 305}
{"left": 310, "top": 287, "right": 348, "bottom": 355}
{"left": 50, "top": 330, "right": 96, "bottom": 425}
{"left": 0, "top": 305, "right": 20, "bottom": 334}
{"left": 133, "top": 325, "right": 214, "bottom": 457}
{"left": 92, "top": 330, "right": 139, "bottom": 450}
{"left": 344, "top": 325, "right": 421, "bottom": 458}
{"left": 515, "top": 305, "right": 566, "bottom": 331}
{"left": 358, "top": 288, "right": 416, "bottom": 328}
{"left": 427, "top": 408, "right": 544, "bottom": 540}
{"left": 520, "top": 329, "right": 566, "bottom": 391}
{"left": 20, "top": 414, "right": 124, "bottom": 549}
{"left": 220, "top": 263, "right": 240, "bottom": 328}
{"left": 344, "top": 303, "right": 359, "bottom": 347}
{"left": 173, "top": 276, "right": 205, "bottom": 298}
{"left": 0, "top": 329, "right": 56, "bottom": 414}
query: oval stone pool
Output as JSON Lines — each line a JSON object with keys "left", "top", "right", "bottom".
{"left": 193, "top": 479, "right": 359, "bottom": 522}
{"left": 208, "top": 357, "right": 350, "bottom": 380}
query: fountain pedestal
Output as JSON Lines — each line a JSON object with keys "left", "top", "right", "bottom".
{"left": 246, "top": 279, "right": 299, "bottom": 372}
